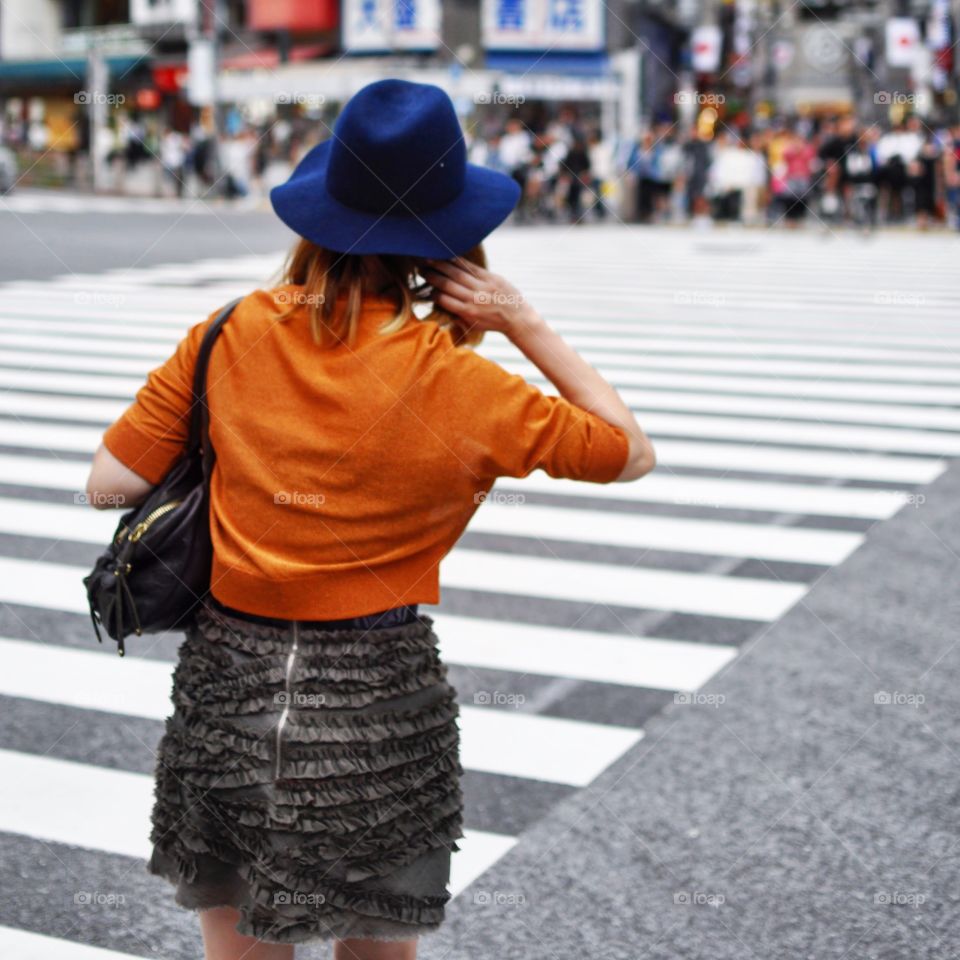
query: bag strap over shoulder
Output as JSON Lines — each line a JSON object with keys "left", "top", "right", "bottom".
{"left": 188, "top": 297, "right": 243, "bottom": 477}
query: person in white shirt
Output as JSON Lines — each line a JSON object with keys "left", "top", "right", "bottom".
{"left": 587, "top": 130, "right": 614, "bottom": 219}
{"left": 221, "top": 130, "right": 254, "bottom": 199}
{"left": 497, "top": 118, "right": 533, "bottom": 176}
{"left": 876, "top": 122, "right": 923, "bottom": 222}
{"left": 498, "top": 118, "right": 533, "bottom": 220}
{"left": 160, "top": 130, "right": 187, "bottom": 197}
{"left": 707, "top": 131, "right": 766, "bottom": 222}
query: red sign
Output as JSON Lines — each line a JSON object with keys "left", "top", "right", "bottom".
{"left": 247, "top": 0, "right": 338, "bottom": 31}
{"left": 153, "top": 65, "right": 188, "bottom": 93}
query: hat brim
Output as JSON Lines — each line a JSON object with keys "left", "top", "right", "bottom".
{"left": 270, "top": 139, "right": 521, "bottom": 258}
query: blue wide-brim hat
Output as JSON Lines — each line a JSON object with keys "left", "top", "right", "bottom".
{"left": 270, "top": 79, "right": 521, "bottom": 258}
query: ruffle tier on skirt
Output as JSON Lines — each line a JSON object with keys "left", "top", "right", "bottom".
{"left": 147, "top": 597, "right": 465, "bottom": 944}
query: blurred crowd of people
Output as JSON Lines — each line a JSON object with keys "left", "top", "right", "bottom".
{"left": 467, "top": 110, "right": 960, "bottom": 231}
{"left": 111, "top": 108, "right": 315, "bottom": 201}
{"left": 0, "top": 105, "right": 317, "bottom": 202}
{"left": 6, "top": 99, "right": 960, "bottom": 231}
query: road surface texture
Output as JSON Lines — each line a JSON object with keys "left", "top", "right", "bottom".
{"left": 0, "top": 191, "right": 957, "bottom": 958}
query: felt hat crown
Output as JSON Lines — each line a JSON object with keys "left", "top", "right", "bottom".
{"left": 270, "top": 78, "right": 521, "bottom": 257}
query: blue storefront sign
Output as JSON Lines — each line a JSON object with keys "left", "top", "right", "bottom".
{"left": 482, "top": 0, "right": 604, "bottom": 51}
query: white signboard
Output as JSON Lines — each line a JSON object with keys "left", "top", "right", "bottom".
{"left": 343, "top": 0, "right": 391, "bottom": 52}
{"left": 885, "top": 17, "right": 920, "bottom": 68}
{"left": 394, "top": 0, "right": 441, "bottom": 49}
{"left": 926, "top": 0, "right": 951, "bottom": 50}
{"left": 130, "top": 0, "right": 197, "bottom": 27}
{"left": 186, "top": 38, "right": 216, "bottom": 106}
{"left": 343, "top": 0, "right": 440, "bottom": 52}
{"left": 482, "top": 0, "right": 604, "bottom": 52}
{"left": 691, "top": 25, "right": 723, "bottom": 72}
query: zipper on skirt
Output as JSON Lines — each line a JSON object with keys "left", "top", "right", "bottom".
{"left": 274, "top": 620, "right": 300, "bottom": 781}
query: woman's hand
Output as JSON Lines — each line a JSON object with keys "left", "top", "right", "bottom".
{"left": 422, "top": 257, "right": 540, "bottom": 338}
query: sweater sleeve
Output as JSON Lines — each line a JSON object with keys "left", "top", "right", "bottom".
{"left": 101, "top": 311, "right": 217, "bottom": 485}
{"left": 443, "top": 344, "right": 631, "bottom": 484}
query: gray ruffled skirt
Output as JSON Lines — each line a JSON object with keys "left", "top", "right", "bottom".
{"left": 147, "top": 595, "right": 464, "bottom": 944}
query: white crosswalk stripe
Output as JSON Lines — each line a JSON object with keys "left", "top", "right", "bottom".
{"left": 0, "top": 926, "right": 152, "bottom": 960}
{"left": 0, "top": 747, "right": 514, "bottom": 903}
{"left": 0, "top": 635, "right": 641, "bottom": 787}
{"left": 0, "top": 493, "right": 863, "bottom": 564}
{"left": 0, "top": 226, "right": 958, "bottom": 957}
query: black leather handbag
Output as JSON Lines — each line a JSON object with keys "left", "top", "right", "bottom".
{"left": 83, "top": 298, "right": 240, "bottom": 655}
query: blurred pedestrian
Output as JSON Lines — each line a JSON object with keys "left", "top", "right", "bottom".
{"left": 909, "top": 120, "right": 940, "bottom": 229}
{"left": 160, "top": 129, "right": 187, "bottom": 198}
{"left": 943, "top": 122, "right": 960, "bottom": 230}
{"left": 682, "top": 126, "right": 713, "bottom": 223}
{"left": 708, "top": 130, "right": 766, "bottom": 223}
{"left": 877, "top": 121, "right": 922, "bottom": 223}
{"left": 818, "top": 114, "right": 856, "bottom": 222}
{"left": 561, "top": 135, "right": 592, "bottom": 223}
{"left": 587, "top": 129, "right": 614, "bottom": 220}
{"left": 842, "top": 127, "right": 880, "bottom": 231}
{"left": 498, "top": 118, "right": 533, "bottom": 221}
{"left": 188, "top": 121, "right": 217, "bottom": 193}
{"left": 771, "top": 125, "right": 815, "bottom": 227}
{"left": 629, "top": 130, "right": 664, "bottom": 223}
{"left": 221, "top": 130, "right": 254, "bottom": 200}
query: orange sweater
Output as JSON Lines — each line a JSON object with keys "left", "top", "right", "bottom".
{"left": 102, "top": 285, "right": 630, "bottom": 619}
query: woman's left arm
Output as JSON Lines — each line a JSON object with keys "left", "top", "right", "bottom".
{"left": 86, "top": 444, "right": 155, "bottom": 510}
{"left": 84, "top": 310, "right": 217, "bottom": 510}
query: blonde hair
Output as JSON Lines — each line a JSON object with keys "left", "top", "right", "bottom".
{"left": 277, "top": 239, "right": 487, "bottom": 349}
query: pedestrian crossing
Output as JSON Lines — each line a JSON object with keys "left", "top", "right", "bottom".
{"left": 0, "top": 225, "right": 957, "bottom": 957}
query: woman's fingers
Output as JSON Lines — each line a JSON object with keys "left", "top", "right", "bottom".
{"left": 424, "top": 258, "right": 528, "bottom": 333}
{"left": 451, "top": 256, "right": 485, "bottom": 279}
{"left": 424, "top": 258, "right": 483, "bottom": 288}
{"left": 432, "top": 291, "right": 474, "bottom": 317}
{"left": 422, "top": 268, "right": 475, "bottom": 303}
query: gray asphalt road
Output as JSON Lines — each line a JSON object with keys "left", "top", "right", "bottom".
{"left": 0, "top": 193, "right": 957, "bottom": 959}
{"left": 0, "top": 192, "right": 293, "bottom": 281}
